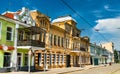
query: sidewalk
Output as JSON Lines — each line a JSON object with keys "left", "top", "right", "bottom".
{"left": 0, "top": 65, "right": 105, "bottom": 74}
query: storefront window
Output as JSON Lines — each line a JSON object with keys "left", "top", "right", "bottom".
{"left": 4, "top": 52, "right": 11, "bottom": 67}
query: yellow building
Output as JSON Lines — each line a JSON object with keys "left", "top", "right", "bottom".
{"left": 30, "top": 10, "right": 90, "bottom": 70}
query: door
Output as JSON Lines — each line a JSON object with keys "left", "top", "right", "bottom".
{"left": 90, "top": 56, "right": 93, "bottom": 65}
{"left": 66, "top": 55, "right": 71, "bottom": 67}
{"left": 94, "top": 58, "right": 98, "bottom": 65}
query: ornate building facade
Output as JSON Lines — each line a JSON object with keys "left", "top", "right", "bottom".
{"left": 1, "top": 7, "right": 90, "bottom": 71}
{"left": 30, "top": 10, "right": 90, "bottom": 70}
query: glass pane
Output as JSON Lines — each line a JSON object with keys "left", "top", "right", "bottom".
{"left": 7, "top": 32, "right": 12, "bottom": 40}
{"left": 7, "top": 27, "right": 12, "bottom": 32}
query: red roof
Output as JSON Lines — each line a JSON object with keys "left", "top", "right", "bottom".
{"left": 4, "top": 13, "right": 14, "bottom": 19}
{"left": 3, "top": 11, "right": 21, "bottom": 19}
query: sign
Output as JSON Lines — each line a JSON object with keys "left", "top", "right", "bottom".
{"left": 2, "top": 45, "right": 8, "bottom": 51}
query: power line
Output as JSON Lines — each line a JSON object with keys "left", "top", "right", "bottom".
{"left": 60, "top": 0, "right": 109, "bottom": 42}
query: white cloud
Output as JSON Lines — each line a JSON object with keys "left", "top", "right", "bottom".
{"left": 92, "top": 17, "right": 120, "bottom": 50}
{"left": 94, "top": 17, "right": 120, "bottom": 34}
{"left": 104, "top": 5, "right": 109, "bottom": 10}
{"left": 104, "top": 5, "right": 120, "bottom": 12}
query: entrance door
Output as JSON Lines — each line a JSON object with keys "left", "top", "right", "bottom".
{"left": 66, "top": 55, "right": 70, "bottom": 67}
{"left": 90, "top": 57, "right": 93, "bottom": 65}
{"left": 94, "top": 58, "right": 98, "bottom": 65}
{"left": 17, "top": 53, "right": 22, "bottom": 70}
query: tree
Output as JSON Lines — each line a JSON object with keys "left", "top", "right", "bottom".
{"left": 114, "top": 49, "right": 119, "bottom": 63}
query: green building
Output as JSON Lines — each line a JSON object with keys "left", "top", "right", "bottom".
{"left": 0, "top": 8, "right": 34, "bottom": 72}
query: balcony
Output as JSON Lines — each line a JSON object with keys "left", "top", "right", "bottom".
{"left": 17, "top": 40, "right": 45, "bottom": 47}
{"left": 80, "top": 47, "right": 86, "bottom": 51}
{"left": 17, "top": 26, "right": 46, "bottom": 48}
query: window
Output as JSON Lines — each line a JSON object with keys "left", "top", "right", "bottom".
{"left": 38, "top": 53, "right": 42, "bottom": 66}
{"left": 17, "top": 53, "right": 22, "bottom": 66}
{"left": 68, "top": 39, "right": 69, "bottom": 48}
{"left": 4, "top": 52, "right": 11, "bottom": 67}
{"left": 24, "top": 54, "right": 28, "bottom": 66}
{"left": 6, "top": 27, "right": 13, "bottom": 41}
{"left": 50, "top": 34, "right": 53, "bottom": 45}
{"left": 66, "top": 39, "right": 68, "bottom": 48}
{"left": 54, "top": 35, "right": 56, "bottom": 46}
{"left": 18, "top": 31, "right": 24, "bottom": 41}
{"left": 49, "top": 54, "right": 52, "bottom": 65}
{"left": 0, "top": 22, "right": 2, "bottom": 39}
{"left": 61, "top": 37, "right": 64, "bottom": 47}
{"left": 43, "top": 33, "right": 46, "bottom": 42}
{"left": 58, "top": 36, "right": 60, "bottom": 46}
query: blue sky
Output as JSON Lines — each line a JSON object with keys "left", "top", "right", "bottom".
{"left": 0, "top": 0, "right": 120, "bottom": 50}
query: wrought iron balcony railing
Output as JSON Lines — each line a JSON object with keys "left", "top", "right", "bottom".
{"left": 17, "top": 40, "right": 45, "bottom": 48}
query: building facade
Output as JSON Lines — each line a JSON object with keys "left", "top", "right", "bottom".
{"left": 1, "top": 7, "right": 40, "bottom": 71}
{"left": 0, "top": 13, "right": 32, "bottom": 72}
{"left": 101, "top": 42, "right": 114, "bottom": 63}
{"left": 0, "top": 15, "right": 15, "bottom": 71}
{"left": 30, "top": 11, "right": 91, "bottom": 70}
{"left": 0, "top": 7, "right": 91, "bottom": 71}
{"left": 90, "top": 43, "right": 111, "bottom": 65}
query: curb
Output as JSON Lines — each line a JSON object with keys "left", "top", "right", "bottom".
{"left": 57, "top": 65, "right": 105, "bottom": 74}
{"left": 57, "top": 69, "right": 84, "bottom": 74}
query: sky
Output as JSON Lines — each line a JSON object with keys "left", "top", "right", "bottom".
{"left": 0, "top": 0, "right": 120, "bottom": 50}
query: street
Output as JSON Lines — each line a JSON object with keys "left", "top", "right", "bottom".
{"left": 64, "top": 64, "right": 120, "bottom": 74}
{"left": 1, "top": 64, "right": 120, "bottom": 74}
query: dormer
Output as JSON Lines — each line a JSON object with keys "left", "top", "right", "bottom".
{"left": 19, "top": 7, "right": 35, "bottom": 26}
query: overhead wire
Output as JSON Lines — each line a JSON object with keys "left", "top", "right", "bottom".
{"left": 60, "top": 0, "right": 109, "bottom": 42}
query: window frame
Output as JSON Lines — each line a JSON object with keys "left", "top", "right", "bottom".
{"left": 54, "top": 35, "right": 56, "bottom": 46}
{"left": 17, "top": 53, "right": 22, "bottom": 67}
{"left": 3, "top": 52, "right": 11, "bottom": 67}
{"left": 24, "top": 54, "right": 28, "bottom": 66}
{"left": 0, "top": 22, "right": 2, "bottom": 39}
{"left": 6, "top": 26, "right": 13, "bottom": 41}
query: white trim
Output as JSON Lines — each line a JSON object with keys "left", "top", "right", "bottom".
{"left": 0, "top": 15, "right": 30, "bottom": 27}
{"left": 0, "top": 22, "right": 1, "bottom": 39}
{"left": 3, "top": 52, "right": 12, "bottom": 68}
{"left": 71, "top": 51, "right": 80, "bottom": 52}
{"left": 17, "top": 46, "right": 45, "bottom": 50}
{"left": 52, "top": 16, "right": 77, "bottom": 23}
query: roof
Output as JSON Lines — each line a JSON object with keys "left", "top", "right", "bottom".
{"left": 4, "top": 13, "right": 14, "bottom": 19}
{"left": 52, "top": 15, "right": 76, "bottom": 23}
{"left": 3, "top": 11, "right": 21, "bottom": 19}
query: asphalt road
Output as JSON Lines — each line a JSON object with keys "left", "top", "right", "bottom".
{"left": 64, "top": 64, "right": 120, "bottom": 74}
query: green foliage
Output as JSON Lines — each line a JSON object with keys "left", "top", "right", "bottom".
{"left": 114, "top": 49, "right": 119, "bottom": 63}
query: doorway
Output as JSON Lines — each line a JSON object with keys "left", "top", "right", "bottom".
{"left": 66, "top": 55, "right": 71, "bottom": 67}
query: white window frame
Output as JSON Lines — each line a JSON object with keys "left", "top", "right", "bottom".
{"left": 17, "top": 53, "right": 22, "bottom": 67}
{"left": 0, "top": 22, "right": 2, "bottom": 39}
{"left": 6, "top": 26, "right": 13, "bottom": 41}
{"left": 24, "top": 54, "right": 29, "bottom": 66}
{"left": 3, "top": 52, "right": 11, "bottom": 68}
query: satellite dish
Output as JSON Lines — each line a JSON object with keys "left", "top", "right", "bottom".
{"left": 2, "top": 45, "right": 8, "bottom": 51}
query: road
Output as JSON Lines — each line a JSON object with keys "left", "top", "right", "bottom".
{"left": 64, "top": 64, "right": 120, "bottom": 74}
